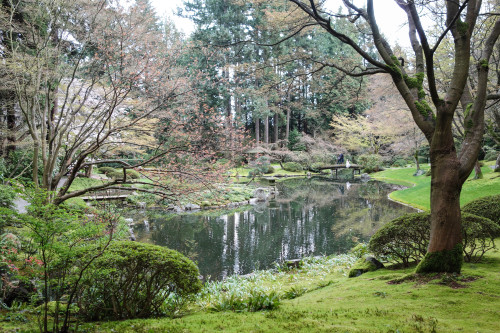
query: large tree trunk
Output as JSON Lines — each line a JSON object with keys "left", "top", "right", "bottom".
{"left": 414, "top": 150, "right": 420, "bottom": 171}
{"left": 264, "top": 115, "right": 269, "bottom": 144}
{"left": 255, "top": 117, "right": 260, "bottom": 145}
{"left": 285, "top": 91, "right": 291, "bottom": 143}
{"left": 416, "top": 117, "right": 463, "bottom": 273}
{"left": 274, "top": 113, "right": 279, "bottom": 143}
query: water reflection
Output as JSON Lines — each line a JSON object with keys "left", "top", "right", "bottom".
{"left": 126, "top": 178, "right": 414, "bottom": 280}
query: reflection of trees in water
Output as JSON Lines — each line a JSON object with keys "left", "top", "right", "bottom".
{"left": 127, "top": 178, "right": 414, "bottom": 280}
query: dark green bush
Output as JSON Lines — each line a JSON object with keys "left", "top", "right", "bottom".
{"left": 461, "top": 213, "right": 500, "bottom": 262}
{"left": 264, "top": 165, "right": 275, "bottom": 174}
{"left": 310, "top": 162, "right": 326, "bottom": 172}
{"left": 462, "top": 194, "right": 500, "bottom": 229}
{"left": 107, "top": 170, "right": 123, "bottom": 179}
{"left": 369, "top": 211, "right": 499, "bottom": 266}
{"left": 78, "top": 241, "right": 202, "bottom": 320}
{"left": 369, "top": 213, "right": 430, "bottom": 267}
{"left": 126, "top": 169, "right": 141, "bottom": 179}
{"left": 357, "top": 154, "right": 383, "bottom": 173}
{"left": 483, "top": 149, "right": 498, "bottom": 162}
{"left": 0, "top": 184, "right": 16, "bottom": 209}
{"left": 98, "top": 166, "right": 116, "bottom": 175}
{"left": 282, "top": 162, "right": 303, "bottom": 172}
{"left": 391, "top": 158, "right": 408, "bottom": 168}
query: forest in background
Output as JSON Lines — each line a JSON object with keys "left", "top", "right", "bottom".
{"left": 0, "top": 0, "right": 499, "bottom": 203}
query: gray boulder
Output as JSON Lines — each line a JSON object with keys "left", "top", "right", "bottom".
{"left": 413, "top": 169, "right": 426, "bottom": 176}
{"left": 185, "top": 203, "right": 201, "bottom": 211}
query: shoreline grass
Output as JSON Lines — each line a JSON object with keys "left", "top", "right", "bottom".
{"left": 371, "top": 161, "right": 500, "bottom": 211}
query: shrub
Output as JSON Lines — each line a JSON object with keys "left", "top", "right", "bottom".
{"left": 282, "top": 162, "right": 303, "bottom": 172}
{"left": 0, "top": 184, "right": 16, "bottom": 209}
{"left": 461, "top": 213, "right": 500, "bottom": 262}
{"left": 369, "top": 212, "right": 499, "bottom": 266}
{"left": 357, "top": 154, "right": 383, "bottom": 173}
{"left": 369, "top": 213, "right": 430, "bottom": 267}
{"left": 264, "top": 165, "right": 275, "bottom": 174}
{"left": 391, "top": 158, "right": 408, "bottom": 168}
{"left": 310, "top": 162, "right": 326, "bottom": 172}
{"left": 126, "top": 169, "right": 141, "bottom": 179}
{"left": 462, "top": 194, "right": 500, "bottom": 229}
{"left": 483, "top": 149, "right": 498, "bottom": 161}
{"left": 98, "top": 166, "right": 116, "bottom": 175}
{"left": 78, "top": 241, "right": 202, "bottom": 320}
{"left": 310, "top": 151, "right": 336, "bottom": 165}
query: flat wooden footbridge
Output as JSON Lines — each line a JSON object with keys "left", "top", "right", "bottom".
{"left": 312, "top": 164, "right": 362, "bottom": 177}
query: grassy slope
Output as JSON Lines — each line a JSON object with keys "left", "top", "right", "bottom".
{"left": 371, "top": 162, "right": 500, "bottom": 211}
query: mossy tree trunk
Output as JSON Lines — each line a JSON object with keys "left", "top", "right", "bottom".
{"left": 473, "top": 160, "right": 483, "bottom": 179}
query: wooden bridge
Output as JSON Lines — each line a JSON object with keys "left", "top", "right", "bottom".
{"left": 80, "top": 189, "right": 132, "bottom": 201}
{"left": 311, "top": 164, "right": 362, "bottom": 178}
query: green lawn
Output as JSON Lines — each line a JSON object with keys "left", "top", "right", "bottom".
{"left": 372, "top": 161, "right": 500, "bottom": 211}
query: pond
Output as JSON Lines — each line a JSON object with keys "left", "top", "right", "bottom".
{"left": 124, "top": 177, "right": 415, "bottom": 280}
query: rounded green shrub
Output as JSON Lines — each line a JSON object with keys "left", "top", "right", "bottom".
{"left": 483, "top": 150, "right": 498, "bottom": 162}
{"left": 369, "top": 213, "right": 430, "bottom": 267}
{"left": 391, "top": 158, "right": 408, "bottom": 168}
{"left": 98, "top": 166, "right": 116, "bottom": 175}
{"left": 462, "top": 194, "right": 500, "bottom": 229}
{"left": 461, "top": 213, "right": 500, "bottom": 262}
{"left": 370, "top": 211, "right": 500, "bottom": 266}
{"left": 78, "top": 241, "right": 202, "bottom": 320}
{"left": 126, "top": 169, "right": 141, "bottom": 179}
{"left": 282, "top": 162, "right": 303, "bottom": 172}
{"left": 264, "top": 165, "right": 275, "bottom": 174}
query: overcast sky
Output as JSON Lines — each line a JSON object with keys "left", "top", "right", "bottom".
{"left": 150, "top": 0, "right": 411, "bottom": 47}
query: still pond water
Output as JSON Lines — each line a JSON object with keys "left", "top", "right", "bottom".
{"left": 125, "top": 177, "right": 414, "bottom": 280}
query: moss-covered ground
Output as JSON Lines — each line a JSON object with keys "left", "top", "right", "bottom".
{"left": 74, "top": 242, "right": 500, "bottom": 332}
